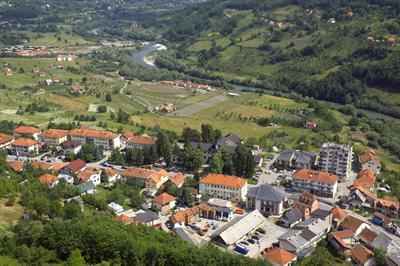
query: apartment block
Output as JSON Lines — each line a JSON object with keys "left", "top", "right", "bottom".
{"left": 317, "top": 143, "right": 353, "bottom": 179}
{"left": 68, "top": 128, "right": 120, "bottom": 150}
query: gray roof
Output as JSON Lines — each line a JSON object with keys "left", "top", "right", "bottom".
{"left": 61, "top": 140, "right": 82, "bottom": 149}
{"left": 247, "top": 184, "right": 285, "bottom": 203}
{"left": 371, "top": 233, "right": 400, "bottom": 265}
{"left": 134, "top": 210, "right": 159, "bottom": 223}
{"left": 215, "top": 133, "right": 242, "bottom": 148}
{"left": 277, "top": 149, "right": 295, "bottom": 162}
{"left": 311, "top": 209, "right": 331, "bottom": 220}
{"left": 76, "top": 181, "right": 94, "bottom": 193}
{"left": 212, "top": 209, "right": 266, "bottom": 246}
{"left": 298, "top": 218, "right": 330, "bottom": 236}
{"left": 276, "top": 149, "right": 315, "bottom": 164}
{"left": 279, "top": 230, "right": 308, "bottom": 250}
{"left": 189, "top": 142, "right": 213, "bottom": 152}
{"left": 281, "top": 208, "right": 303, "bottom": 224}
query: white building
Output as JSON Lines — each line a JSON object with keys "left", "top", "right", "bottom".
{"left": 359, "top": 149, "right": 381, "bottom": 174}
{"left": 317, "top": 143, "right": 353, "bottom": 179}
{"left": 68, "top": 128, "right": 120, "bottom": 150}
{"left": 13, "top": 126, "right": 41, "bottom": 140}
{"left": 291, "top": 169, "right": 339, "bottom": 198}
{"left": 0, "top": 133, "right": 14, "bottom": 149}
{"left": 38, "top": 129, "right": 68, "bottom": 147}
{"left": 199, "top": 174, "right": 247, "bottom": 202}
{"left": 77, "top": 169, "right": 101, "bottom": 186}
{"left": 10, "top": 138, "right": 38, "bottom": 156}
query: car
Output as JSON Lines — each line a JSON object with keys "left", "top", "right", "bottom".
{"left": 46, "top": 159, "right": 52, "bottom": 163}
{"left": 252, "top": 235, "right": 260, "bottom": 240}
{"left": 240, "top": 241, "right": 249, "bottom": 246}
{"left": 196, "top": 230, "right": 205, "bottom": 236}
{"left": 257, "top": 228, "right": 266, "bottom": 234}
{"left": 247, "top": 238, "right": 255, "bottom": 244}
{"left": 341, "top": 203, "right": 349, "bottom": 210}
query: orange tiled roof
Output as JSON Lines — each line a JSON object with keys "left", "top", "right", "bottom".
{"left": 169, "top": 207, "right": 199, "bottom": 224}
{"left": 39, "top": 173, "right": 58, "bottom": 185}
{"left": 264, "top": 248, "right": 296, "bottom": 266}
{"left": 153, "top": 192, "right": 176, "bottom": 205}
{"left": 377, "top": 198, "right": 399, "bottom": 209}
{"left": 105, "top": 169, "right": 119, "bottom": 177}
{"left": 293, "top": 169, "right": 338, "bottom": 184}
{"left": 7, "top": 161, "right": 23, "bottom": 171}
{"left": 149, "top": 169, "right": 168, "bottom": 184}
{"left": 126, "top": 135, "right": 157, "bottom": 145}
{"left": 199, "top": 174, "right": 247, "bottom": 188}
{"left": 331, "top": 207, "right": 348, "bottom": 221}
{"left": 68, "top": 128, "right": 118, "bottom": 140}
{"left": 329, "top": 230, "right": 355, "bottom": 249}
{"left": 65, "top": 159, "right": 86, "bottom": 173}
{"left": 39, "top": 129, "right": 69, "bottom": 139}
{"left": 169, "top": 172, "right": 186, "bottom": 187}
{"left": 50, "top": 163, "right": 65, "bottom": 172}
{"left": 359, "top": 149, "right": 380, "bottom": 165}
{"left": 31, "top": 161, "right": 52, "bottom": 170}
{"left": 353, "top": 169, "right": 376, "bottom": 190}
{"left": 11, "top": 138, "right": 37, "bottom": 147}
{"left": 121, "top": 167, "right": 155, "bottom": 178}
{"left": 358, "top": 228, "right": 377, "bottom": 244}
{"left": 13, "top": 126, "right": 40, "bottom": 134}
{"left": 77, "top": 169, "right": 100, "bottom": 182}
{"left": 115, "top": 214, "right": 137, "bottom": 225}
{"left": 0, "top": 133, "right": 14, "bottom": 144}
{"left": 341, "top": 216, "right": 365, "bottom": 233}
{"left": 351, "top": 185, "right": 399, "bottom": 209}
{"left": 351, "top": 246, "right": 374, "bottom": 265}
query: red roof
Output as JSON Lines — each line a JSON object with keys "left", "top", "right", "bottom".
{"left": 7, "top": 161, "right": 23, "bottom": 171}
{"left": 126, "top": 136, "right": 157, "bottom": 145}
{"left": 68, "top": 128, "right": 118, "bottom": 140}
{"left": 39, "top": 129, "right": 69, "bottom": 139}
{"left": 169, "top": 172, "right": 186, "bottom": 187}
{"left": 199, "top": 174, "right": 247, "bottom": 188}
{"left": 39, "top": 173, "right": 58, "bottom": 185}
{"left": 13, "top": 126, "right": 40, "bottom": 134}
{"left": 351, "top": 246, "right": 374, "bottom": 265}
{"left": 0, "top": 133, "right": 14, "bottom": 144}
{"left": 115, "top": 214, "right": 137, "bottom": 225}
{"left": 353, "top": 169, "right": 376, "bottom": 190}
{"left": 77, "top": 169, "right": 100, "bottom": 182}
{"left": 331, "top": 207, "right": 348, "bottom": 221}
{"left": 264, "top": 248, "right": 296, "bottom": 266}
{"left": 359, "top": 149, "right": 380, "bottom": 165}
{"left": 153, "top": 192, "right": 176, "bottom": 205}
{"left": 329, "top": 230, "right": 355, "bottom": 249}
{"left": 65, "top": 159, "right": 86, "bottom": 173}
{"left": 11, "top": 138, "right": 37, "bottom": 147}
{"left": 340, "top": 216, "right": 366, "bottom": 233}
{"left": 292, "top": 169, "right": 338, "bottom": 185}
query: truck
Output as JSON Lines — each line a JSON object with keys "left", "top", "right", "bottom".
{"left": 234, "top": 244, "right": 249, "bottom": 255}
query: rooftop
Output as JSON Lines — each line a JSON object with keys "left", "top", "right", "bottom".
{"left": 292, "top": 169, "right": 338, "bottom": 184}
{"left": 126, "top": 135, "right": 157, "bottom": 145}
{"left": 247, "top": 183, "right": 285, "bottom": 202}
{"left": 39, "top": 129, "right": 69, "bottom": 139}
{"left": 359, "top": 149, "right": 381, "bottom": 165}
{"left": 68, "top": 128, "right": 118, "bottom": 140}
{"left": 13, "top": 126, "right": 40, "bottom": 134}
{"left": 199, "top": 174, "right": 247, "bottom": 188}
{"left": 65, "top": 159, "right": 86, "bottom": 173}
{"left": 264, "top": 248, "right": 296, "bottom": 266}
{"left": 0, "top": 133, "right": 14, "bottom": 144}
{"left": 39, "top": 173, "right": 58, "bottom": 185}
{"left": 11, "top": 138, "right": 37, "bottom": 147}
{"left": 153, "top": 192, "right": 176, "bottom": 205}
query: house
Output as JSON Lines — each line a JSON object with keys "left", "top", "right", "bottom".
{"left": 115, "top": 214, "right": 136, "bottom": 225}
{"left": 58, "top": 174, "right": 74, "bottom": 184}
{"left": 108, "top": 202, "right": 124, "bottom": 214}
{"left": 103, "top": 169, "right": 121, "bottom": 183}
{"left": 51, "top": 76, "right": 60, "bottom": 83}
{"left": 359, "top": 149, "right": 381, "bottom": 174}
{"left": 121, "top": 167, "right": 168, "bottom": 189}
{"left": 69, "top": 84, "right": 85, "bottom": 95}
{"left": 10, "top": 138, "right": 38, "bottom": 156}
{"left": 32, "top": 67, "right": 40, "bottom": 73}
{"left": 125, "top": 135, "right": 157, "bottom": 150}
{"left": 77, "top": 169, "right": 101, "bottom": 185}
{"left": 358, "top": 228, "right": 377, "bottom": 246}
{"left": 199, "top": 174, "right": 248, "bottom": 202}
{"left": 246, "top": 183, "right": 286, "bottom": 215}
{"left": 211, "top": 210, "right": 266, "bottom": 247}
{"left": 61, "top": 159, "right": 86, "bottom": 175}
{"left": 68, "top": 128, "right": 120, "bottom": 150}
{"left": 214, "top": 133, "right": 243, "bottom": 154}
{"left": 168, "top": 172, "right": 186, "bottom": 188}
{"left": 275, "top": 149, "right": 316, "bottom": 169}
{"left": 157, "top": 104, "right": 175, "bottom": 113}
{"left": 317, "top": 143, "right": 353, "bottom": 179}
{"left": 328, "top": 230, "right": 359, "bottom": 253}
{"left": 310, "top": 202, "right": 333, "bottom": 224}
{"left": 133, "top": 210, "right": 160, "bottom": 226}
{"left": 153, "top": 192, "right": 176, "bottom": 214}
{"left": 39, "top": 173, "right": 59, "bottom": 187}
{"left": 293, "top": 192, "right": 320, "bottom": 219}
{"left": 7, "top": 161, "right": 24, "bottom": 172}
{"left": 351, "top": 246, "right": 375, "bottom": 266}
{"left": 60, "top": 140, "right": 82, "bottom": 155}
{"left": 189, "top": 141, "right": 214, "bottom": 161}
{"left": 340, "top": 215, "right": 370, "bottom": 236}
{"left": 169, "top": 207, "right": 199, "bottom": 225}
{"left": 76, "top": 181, "right": 95, "bottom": 195}
{"left": 57, "top": 54, "right": 75, "bottom": 62}
{"left": 291, "top": 169, "right": 339, "bottom": 198}
{"left": 198, "top": 202, "right": 233, "bottom": 221}
{"left": 0, "top": 133, "right": 14, "bottom": 149}
{"left": 331, "top": 207, "right": 348, "bottom": 228}
{"left": 264, "top": 248, "right": 297, "bottom": 266}
{"left": 65, "top": 196, "right": 84, "bottom": 213}
{"left": 280, "top": 208, "right": 303, "bottom": 228}
{"left": 38, "top": 129, "right": 69, "bottom": 146}
{"left": 278, "top": 218, "right": 330, "bottom": 257}
{"left": 120, "top": 131, "right": 135, "bottom": 145}
{"left": 304, "top": 121, "right": 317, "bottom": 129}
{"left": 353, "top": 169, "right": 376, "bottom": 191}
{"left": 13, "top": 126, "right": 41, "bottom": 140}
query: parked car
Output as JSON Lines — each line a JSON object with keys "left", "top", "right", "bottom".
{"left": 240, "top": 241, "right": 249, "bottom": 246}
{"left": 234, "top": 244, "right": 249, "bottom": 255}
{"left": 252, "top": 235, "right": 260, "bottom": 240}
{"left": 248, "top": 238, "right": 255, "bottom": 244}
{"left": 196, "top": 230, "right": 205, "bottom": 236}
{"left": 257, "top": 228, "right": 266, "bottom": 234}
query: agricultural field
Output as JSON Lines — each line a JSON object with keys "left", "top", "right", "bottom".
{"left": 0, "top": 200, "right": 24, "bottom": 227}
{"left": 36, "top": 93, "right": 88, "bottom": 111}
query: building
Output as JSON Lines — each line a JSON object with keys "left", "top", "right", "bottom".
{"left": 353, "top": 169, "right": 376, "bottom": 191}
{"left": 38, "top": 129, "right": 68, "bottom": 146}
{"left": 168, "top": 172, "right": 186, "bottom": 188}
{"left": 358, "top": 228, "right": 377, "bottom": 246}
{"left": 331, "top": 207, "right": 348, "bottom": 228}
{"left": 214, "top": 133, "right": 242, "bottom": 155}
{"left": 153, "top": 192, "right": 176, "bottom": 214}
{"left": 189, "top": 142, "right": 214, "bottom": 161}
{"left": 76, "top": 181, "right": 95, "bottom": 195}
{"left": 61, "top": 159, "right": 86, "bottom": 175}
{"left": 132, "top": 210, "right": 160, "bottom": 226}
{"left": 0, "top": 133, "right": 14, "bottom": 149}
{"left": 10, "top": 138, "right": 38, "bottom": 156}
{"left": 264, "top": 248, "right": 297, "bottom": 266}
{"left": 351, "top": 246, "right": 375, "bottom": 266}
{"left": 108, "top": 202, "right": 124, "bottom": 214}
{"left": 359, "top": 149, "right": 381, "bottom": 174}
{"left": 246, "top": 184, "right": 286, "bottom": 215}
{"left": 7, "top": 161, "right": 24, "bottom": 172}
{"left": 60, "top": 140, "right": 82, "bottom": 155}
{"left": 4, "top": 67, "right": 13, "bottom": 76}
{"left": 77, "top": 169, "right": 101, "bottom": 186}
{"left": 68, "top": 128, "right": 120, "bottom": 150}
{"left": 211, "top": 209, "right": 266, "bottom": 247}
{"left": 125, "top": 135, "right": 157, "bottom": 150}
{"left": 121, "top": 167, "right": 168, "bottom": 189}
{"left": 278, "top": 218, "right": 330, "bottom": 257}
{"left": 115, "top": 214, "right": 136, "bottom": 225}
{"left": 293, "top": 192, "right": 320, "bottom": 220}
{"left": 371, "top": 233, "right": 400, "bottom": 266}
{"left": 280, "top": 208, "right": 303, "bottom": 228}
{"left": 291, "top": 169, "right": 338, "bottom": 198}
{"left": 13, "top": 126, "right": 41, "bottom": 140}
{"left": 103, "top": 169, "right": 121, "bottom": 183}
{"left": 39, "top": 173, "right": 59, "bottom": 187}
{"left": 328, "top": 230, "right": 359, "bottom": 253}
{"left": 317, "top": 143, "right": 353, "bottom": 179}
{"left": 169, "top": 207, "right": 199, "bottom": 225}
{"left": 199, "top": 174, "right": 247, "bottom": 202}
{"left": 339, "top": 215, "right": 370, "bottom": 236}
{"left": 275, "top": 149, "right": 316, "bottom": 170}
{"left": 304, "top": 121, "right": 317, "bottom": 129}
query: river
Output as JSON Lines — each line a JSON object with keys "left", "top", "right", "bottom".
{"left": 131, "top": 43, "right": 400, "bottom": 124}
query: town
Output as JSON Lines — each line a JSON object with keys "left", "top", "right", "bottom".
{"left": 1, "top": 122, "right": 399, "bottom": 266}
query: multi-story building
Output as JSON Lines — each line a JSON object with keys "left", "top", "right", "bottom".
{"left": 38, "top": 129, "right": 69, "bottom": 146}
{"left": 121, "top": 167, "right": 169, "bottom": 190}
{"left": 10, "top": 138, "right": 38, "bottom": 156}
{"left": 68, "top": 128, "right": 120, "bottom": 150}
{"left": 291, "top": 169, "right": 339, "bottom": 198}
{"left": 275, "top": 149, "right": 316, "bottom": 170}
{"left": 359, "top": 149, "right": 381, "bottom": 174}
{"left": 125, "top": 135, "right": 157, "bottom": 150}
{"left": 13, "top": 126, "right": 41, "bottom": 140}
{"left": 317, "top": 143, "right": 353, "bottom": 179}
{"left": 0, "top": 133, "right": 14, "bottom": 149}
{"left": 247, "top": 183, "right": 286, "bottom": 215}
{"left": 199, "top": 174, "right": 247, "bottom": 202}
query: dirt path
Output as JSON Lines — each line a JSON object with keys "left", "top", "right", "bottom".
{"left": 168, "top": 94, "right": 228, "bottom": 117}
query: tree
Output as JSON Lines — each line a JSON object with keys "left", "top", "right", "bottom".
{"left": 182, "top": 147, "right": 204, "bottom": 171}
{"left": 182, "top": 127, "right": 201, "bottom": 142}
{"left": 109, "top": 149, "right": 125, "bottom": 165}
{"left": 374, "top": 247, "right": 388, "bottom": 266}
{"left": 64, "top": 202, "right": 82, "bottom": 220}
{"left": 66, "top": 249, "right": 86, "bottom": 266}
{"left": 105, "top": 94, "right": 112, "bottom": 102}
{"left": 156, "top": 132, "right": 172, "bottom": 166}
{"left": 234, "top": 145, "right": 255, "bottom": 178}
{"left": 201, "top": 124, "right": 221, "bottom": 143}
{"left": 97, "top": 105, "right": 107, "bottom": 113}
{"left": 209, "top": 150, "right": 224, "bottom": 174}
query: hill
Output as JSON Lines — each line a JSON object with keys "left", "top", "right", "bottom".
{"left": 150, "top": 0, "right": 400, "bottom": 117}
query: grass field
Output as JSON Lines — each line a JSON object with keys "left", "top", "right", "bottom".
{"left": 0, "top": 200, "right": 24, "bottom": 227}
